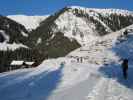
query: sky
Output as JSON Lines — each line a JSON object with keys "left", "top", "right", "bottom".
{"left": 0, "top": 0, "right": 133, "bottom": 16}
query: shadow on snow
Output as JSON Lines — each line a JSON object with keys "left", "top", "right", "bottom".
{"left": 99, "top": 34, "right": 133, "bottom": 89}
{"left": 99, "top": 63, "right": 133, "bottom": 89}
{"left": 0, "top": 64, "right": 64, "bottom": 100}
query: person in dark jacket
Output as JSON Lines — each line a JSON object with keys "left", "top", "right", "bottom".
{"left": 123, "top": 30, "right": 128, "bottom": 36}
{"left": 121, "top": 59, "right": 128, "bottom": 79}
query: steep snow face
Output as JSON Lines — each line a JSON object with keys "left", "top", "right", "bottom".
{"left": 7, "top": 15, "right": 49, "bottom": 31}
{"left": 54, "top": 10, "right": 98, "bottom": 44}
{"left": 54, "top": 9, "right": 112, "bottom": 44}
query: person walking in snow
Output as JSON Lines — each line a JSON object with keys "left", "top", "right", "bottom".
{"left": 121, "top": 59, "right": 128, "bottom": 79}
{"left": 60, "top": 61, "right": 65, "bottom": 68}
{"left": 80, "top": 57, "right": 83, "bottom": 63}
{"left": 77, "top": 57, "right": 80, "bottom": 63}
{"left": 123, "top": 30, "right": 128, "bottom": 36}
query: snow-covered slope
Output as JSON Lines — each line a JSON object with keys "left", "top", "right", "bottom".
{"left": 54, "top": 9, "right": 101, "bottom": 44}
{"left": 68, "top": 24, "right": 133, "bottom": 64}
{"left": 1, "top": 24, "right": 133, "bottom": 100}
{"left": 37, "top": 6, "right": 133, "bottom": 45}
{"left": 0, "top": 15, "right": 30, "bottom": 51}
{"left": 6, "top": 7, "right": 133, "bottom": 46}
{"left": 0, "top": 27, "right": 28, "bottom": 51}
{"left": 7, "top": 15, "right": 49, "bottom": 31}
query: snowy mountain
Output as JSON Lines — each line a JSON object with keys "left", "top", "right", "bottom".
{"left": 0, "top": 15, "right": 29, "bottom": 51}
{"left": 24, "top": 6, "right": 133, "bottom": 62}
{"left": 1, "top": 6, "right": 133, "bottom": 100}
{"left": 7, "top": 15, "right": 49, "bottom": 31}
{"left": 1, "top": 6, "right": 133, "bottom": 72}
{"left": 70, "top": 6, "right": 133, "bottom": 16}
{"left": 58, "top": 6, "right": 133, "bottom": 42}
{"left": 1, "top": 24, "right": 133, "bottom": 100}
{"left": 29, "top": 6, "right": 133, "bottom": 46}
{"left": 0, "top": 15, "right": 34, "bottom": 72}
{"left": 0, "top": 15, "right": 29, "bottom": 43}
{"left": 53, "top": 6, "right": 133, "bottom": 41}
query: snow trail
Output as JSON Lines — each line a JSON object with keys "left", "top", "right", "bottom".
{"left": 48, "top": 71, "right": 102, "bottom": 100}
{"left": 87, "top": 77, "right": 110, "bottom": 100}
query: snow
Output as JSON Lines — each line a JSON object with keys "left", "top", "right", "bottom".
{"left": 53, "top": 6, "right": 133, "bottom": 45}
{"left": 21, "top": 31, "right": 28, "bottom": 37}
{"left": 7, "top": 15, "right": 49, "bottom": 31}
{"left": 25, "top": 62, "right": 34, "bottom": 65}
{"left": 0, "top": 42, "right": 28, "bottom": 51}
{"left": 36, "top": 38, "right": 42, "bottom": 44}
{"left": 0, "top": 30, "right": 9, "bottom": 42}
{"left": 54, "top": 10, "right": 100, "bottom": 44}
{"left": 7, "top": 7, "right": 133, "bottom": 46}
{"left": 1, "top": 23, "right": 133, "bottom": 100}
{"left": 11, "top": 61, "right": 34, "bottom": 66}
{"left": 11, "top": 61, "right": 24, "bottom": 65}
{"left": 52, "top": 6, "right": 133, "bottom": 45}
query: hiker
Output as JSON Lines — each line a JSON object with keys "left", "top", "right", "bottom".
{"left": 77, "top": 57, "right": 80, "bottom": 63}
{"left": 80, "top": 57, "right": 83, "bottom": 63}
{"left": 123, "top": 30, "right": 128, "bottom": 36}
{"left": 60, "top": 61, "right": 65, "bottom": 68}
{"left": 121, "top": 59, "right": 128, "bottom": 79}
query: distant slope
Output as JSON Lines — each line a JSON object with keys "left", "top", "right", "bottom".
{"left": 0, "top": 15, "right": 29, "bottom": 44}
{"left": 0, "top": 15, "right": 31, "bottom": 72}
{"left": 7, "top": 15, "right": 49, "bottom": 31}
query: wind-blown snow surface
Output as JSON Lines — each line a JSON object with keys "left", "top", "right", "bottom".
{"left": 7, "top": 15, "right": 49, "bottom": 31}
{"left": 1, "top": 25, "right": 133, "bottom": 100}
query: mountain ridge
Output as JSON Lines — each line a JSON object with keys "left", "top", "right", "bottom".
{"left": 29, "top": 6, "right": 133, "bottom": 45}
{"left": 1, "top": 6, "right": 133, "bottom": 72}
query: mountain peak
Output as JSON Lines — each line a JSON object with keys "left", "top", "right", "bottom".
{"left": 66, "top": 6, "right": 133, "bottom": 16}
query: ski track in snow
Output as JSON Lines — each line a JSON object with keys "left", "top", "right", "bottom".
{"left": 48, "top": 72, "right": 101, "bottom": 100}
